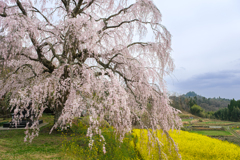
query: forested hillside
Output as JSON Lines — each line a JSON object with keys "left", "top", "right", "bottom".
{"left": 214, "top": 99, "right": 240, "bottom": 121}
{"left": 170, "top": 91, "right": 231, "bottom": 112}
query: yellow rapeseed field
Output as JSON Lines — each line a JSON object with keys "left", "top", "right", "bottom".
{"left": 132, "top": 129, "right": 240, "bottom": 160}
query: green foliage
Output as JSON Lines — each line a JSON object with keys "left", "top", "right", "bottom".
{"left": 141, "top": 111, "right": 151, "bottom": 127}
{"left": 188, "top": 98, "right": 197, "bottom": 108}
{"left": 63, "top": 121, "right": 140, "bottom": 160}
{"left": 190, "top": 105, "right": 203, "bottom": 116}
{"left": 214, "top": 99, "right": 240, "bottom": 121}
{"left": 79, "top": 116, "right": 110, "bottom": 128}
{"left": 0, "top": 67, "right": 12, "bottom": 80}
{"left": 70, "top": 116, "right": 110, "bottom": 136}
{"left": 0, "top": 115, "right": 66, "bottom": 159}
{"left": 189, "top": 130, "right": 232, "bottom": 136}
{"left": 170, "top": 92, "right": 231, "bottom": 112}
{"left": 70, "top": 119, "right": 89, "bottom": 135}
{"left": 0, "top": 92, "right": 11, "bottom": 117}
{"left": 198, "top": 111, "right": 205, "bottom": 118}
{"left": 0, "top": 121, "right": 8, "bottom": 126}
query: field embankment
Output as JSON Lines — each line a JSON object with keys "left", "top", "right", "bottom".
{"left": 1, "top": 113, "right": 240, "bottom": 159}
{"left": 180, "top": 113, "right": 240, "bottom": 146}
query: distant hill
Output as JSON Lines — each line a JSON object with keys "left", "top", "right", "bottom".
{"left": 169, "top": 92, "right": 231, "bottom": 112}
{"left": 184, "top": 91, "right": 198, "bottom": 98}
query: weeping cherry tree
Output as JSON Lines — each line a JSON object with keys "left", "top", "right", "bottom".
{"left": 0, "top": 0, "right": 181, "bottom": 157}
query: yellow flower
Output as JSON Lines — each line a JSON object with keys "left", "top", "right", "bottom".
{"left": 132, "top": 129, "right": 240, "bottom": 160}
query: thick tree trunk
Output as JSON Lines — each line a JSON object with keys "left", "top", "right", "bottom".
{"left": 54, "top": 65, "right": 69, "bottom": 124}
{"left": 54, "top": 104, "right": 64, "bottom": 124}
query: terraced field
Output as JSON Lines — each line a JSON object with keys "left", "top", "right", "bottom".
{"left": 181, "top": 115, "right": 240, "bottom": 146}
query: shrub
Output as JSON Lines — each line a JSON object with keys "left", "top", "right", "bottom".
{"left": 70, "top": 116, "right": 110, "bottom": 135}
{"left": 199, "top": 111, "right": 205, "bottom": 118}
{"left": 63, "top": 126, "right": 140, "bottom": 160}
{"left": 190, "top": 105, "right": 207, "bottom": 117}
{"left": 80, "top": 116, "right": 110, "bottom": 128}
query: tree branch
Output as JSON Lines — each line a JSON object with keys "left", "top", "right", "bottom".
{"left": 16, "top": 0, "right": 27, "bottom": 16}
{"left": 106, "top": 4, "right": 134, "bottom": 21}
{"left": 105, "top": 19, "right": 139, "bottom": 30}
{"left": 0, "top": 6, "right": 7, "bottom": 17}
{"left": 28, "top": 35, "right": 55, "bottom": 73}
{"left": 61, "top": 0, "right": 70, "bottom": 14}
{"left": 94, "top": 57, "right": 134, "bottom": 82}
{"left": 127, "top": 42, "right": 150, "bottom": 48}
{"left": 19, "top": 53, "right": 39, "bottom": 62}
{"left": 106, "top": 53, "right": 121, "bottom": 67}
{"left": 14, "top": 3, "right": 55, "bottom": 73}
{"left": 78, "top": 0, "right": 95, "bottom": 14}
{"left": 31, "top": 7, "right": 50, "bottom": 24}
{"left": 94, "top": 71, "right": 110, "bottom": 77}
{"left": 31, "top": 7, "right": 64, "bottom": 39}
{"left": 72, "top": 0, "right": 77, "bottom": 6}
{"left": 39, "top": 42, "right": 64, "bottom": 64}
{"left": 71, "top": 0, "right": 83, "bottom": 17}
{"left": 4, "top": 64, "right": 37, "bottom": 81}
{"left": 94, "top": 56, "right": 142, "bottom": 106}
{"left": 0, "top": 13, "right": 7, "bottom": 17}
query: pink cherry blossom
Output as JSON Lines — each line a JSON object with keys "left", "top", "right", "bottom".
{"left": 0, "top": 0, "right": 182, "bottom": 156}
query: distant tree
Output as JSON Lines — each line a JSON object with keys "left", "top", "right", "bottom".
{"left": 231, "top": 107, "right": 240, "bottom": 121}
{"left": 214, "top": 98, "right": 240, "bottom": 121}
{"left": 190, "top": 104, "right": 203, "bottom": 116}
{"left": 170, "top": 92, "right": 231, "bottom": 113}
{"left": 223, "top": 108, "right": 229, "bottom": 120}
{"left": 0, "top": 0, "right": 181, "bottom": 155}
{"left": 228, "top": 99, "right": 236, "bottom": 113}
{"left": 188, "top": 98, "right": 197, "bottom": 108}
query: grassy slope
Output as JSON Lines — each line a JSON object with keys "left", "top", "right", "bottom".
{"left": 0, "top": 114, "right": 67, "bottom": 160}
{"left": 1, "top": 112, "right": 240, "bottom": 159}
{"left": 189, "top": 130, "right": 232, "bottom": 136}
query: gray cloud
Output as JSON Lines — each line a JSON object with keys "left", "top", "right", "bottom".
{"left": 154, "top": 1, "right": 240, "bottom": 99}
{"left": 169, "top": 70, "right": 240, "bottom": 99}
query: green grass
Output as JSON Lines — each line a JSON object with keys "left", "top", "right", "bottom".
{"left": 182, "top": 119, "right": 193, "bottom": 122}
{"left": 63, "top": 118, "right": 140, "bottom": 160}
{"left": 0, "top": 117, "right": 11, "bottom": 126}
{"left": 0, "top": 114, "right": 67, "bottom": 160}
{"left": 0, "top": 121, "right": 9, "bottom": 126}
{"left": 189, "top": 130, "right": 232, "bottom": 136}
{"left": 198, "top": 121, "right": 233, "bottom": 124}
{"left": 0, "top": 114, "right": 140, "bottom": 160}
{"left": 1, "top": 113, "right": 238, "bottom": 159}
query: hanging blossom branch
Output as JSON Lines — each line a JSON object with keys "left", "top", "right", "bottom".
{"left": 0, "top": 0, "right": 182, "bottom": 157}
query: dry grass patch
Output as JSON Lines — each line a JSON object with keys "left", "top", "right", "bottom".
{"left": 182, "top": 121, "right": 189, "bottom": 125}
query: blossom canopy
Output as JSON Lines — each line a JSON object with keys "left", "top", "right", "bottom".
{"left": 0, "top": 0, "right": 181, "bottom": 150}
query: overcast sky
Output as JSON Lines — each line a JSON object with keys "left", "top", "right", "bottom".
{"left": 152, "top": 0, "right": 240, "bottom": 99}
